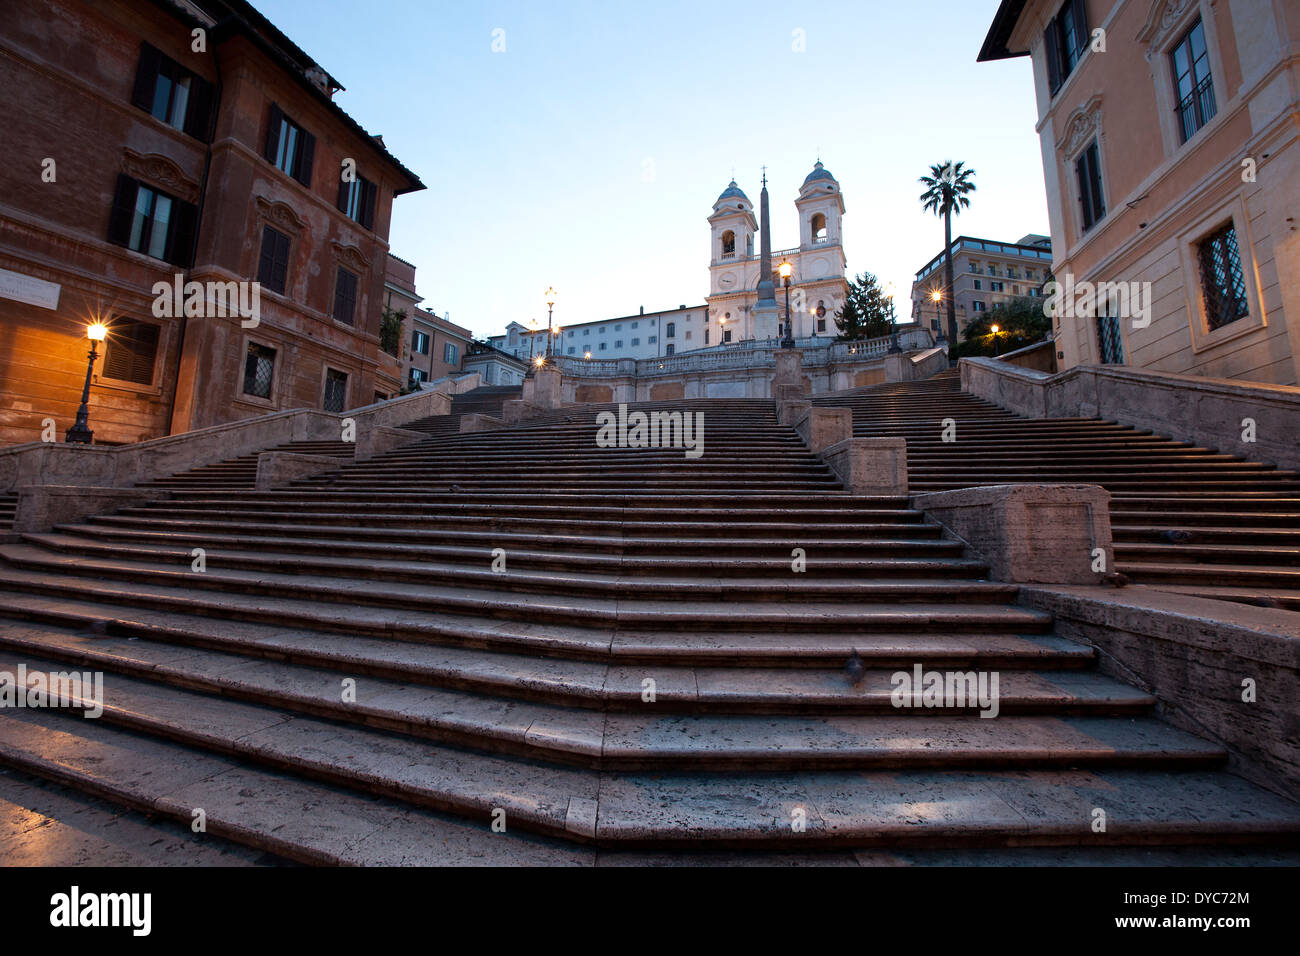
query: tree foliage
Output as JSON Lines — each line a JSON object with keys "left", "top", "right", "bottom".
{"left": 834, "top": 271, "right": 897, "bottom": 341}
{"left": 380, "top": 307, "right": 405, "bottom": 357}
{"left": 949, "top": 296, "right": 1051, "bottom": 358}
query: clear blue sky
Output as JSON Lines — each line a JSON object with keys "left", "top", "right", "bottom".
{"left": 255, "top": 0, "right": 1047, "bottom": 338}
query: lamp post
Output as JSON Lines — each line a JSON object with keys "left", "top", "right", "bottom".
{"left": 930, "top": 289, "right": 946, "bottom": 348}
{"left": 885, "top": 281, "right": 902, "bottom": 353}
{"left": 719, "top": 315, "right": 727, "bottom": 349}
{"left": 544, "top": 286, "right": 557, "bottom": 362}
{"left": 65, "top": 321, "right": 108, "bottom": 444}
{"left": 990, "top": 323, "right": 1001, "bottom": 357}
{"left": 778, "top": 260, "right": 794, "bottom": 349}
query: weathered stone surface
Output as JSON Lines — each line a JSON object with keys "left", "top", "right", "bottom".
{"left": 1019, "top": 584, "right": 1300, "bottom": 797}
{"left": 354, "top": 424, "right": 427, "bottom": 461}
{"left": 793, "top": 406, "right": 852, "bottom": 453}
{"left": 254, "top": 452, "right": 349, "bottom": 490}
{"left": 458, "top": 412, "right": 507, "bottom": 433}
{"left": 822, "top": 437, "right": 908, "bottom": 494}
{"left": 915, "top": 484, "right": 1112, "bottom": 585}
{"left": 13, "top": 485, "right": 167, "bottom": 534}
{"left": 773, "top": 349, "right": 804, "bottom": 389}
{"left": 961, "top": 358, "right": 1300, "bottom": 472}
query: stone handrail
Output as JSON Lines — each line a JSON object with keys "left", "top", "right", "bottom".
{"left": 961, "top": 358, "right": 1300, "bottom": 472}
{"left": 556, "top": 329, "right": 933, "bottom": 379}
{"left": 0, "top": 371, "right": 481, "bottom": 492}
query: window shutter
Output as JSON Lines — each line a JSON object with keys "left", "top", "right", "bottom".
{"left": 131, "top": 43, "right": 161, "bottom": 110}
{"left": 184, "top": 74, "right": 215, "bottom": 141}
{"left": 360, "top": 178, "right": 377, "bottom": 230}
{"left": 1044, "top": 23, "right": 1061, "bottom": 93}
{"left": 294, "top": 129, "right": 316, "bottom": 187}
{"left": 1072, "top": 0, "right": 1090, "bottom": 60}
{"left": 107, "top": 174, "right": 138, "bottom": 246}
{"left": 264, "top": 103, "right": 283, "bottom": 164}
{"left": 337, "top": 175, "right": 350, "bottom": 214}
{"left": 166, "top": 199, "right": 198, "bottom": 268}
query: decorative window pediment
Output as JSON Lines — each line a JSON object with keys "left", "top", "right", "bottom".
{"left": 255, "top": 196, "right": 306, "bottom": 235}
{"left": 1055, "top": 94, "right": 1103, "bottom": 158}
{"left": 122, "top": 149, "right": 200, "bottom": 204}
{"left": 330, "top": 240, "right": 370, "bottom": 274}
{"left": 1136, "top": 0, "right": 1199, "bottom": 52}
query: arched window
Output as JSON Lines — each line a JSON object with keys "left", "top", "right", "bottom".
{"left": 746, "top": 234, "right": 753, "bottom": 256}
{"left": 721, "top": 231, "right": 735, "bottom": 257}
{"left": 811, "top": 213, "right": 827, "bottom": 243}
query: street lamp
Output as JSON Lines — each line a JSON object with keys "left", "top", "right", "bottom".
{"left": 65, "top": 321, "right": 108, "bottom": 444}
{"left": 778, "top": 260, "right": 794, "bottom": 349}
{"left": 885, "top": 281, "right": 902, "bottom": 353}
{"left": 930, "top": 289, "right": 947, "bottom": 348}
{"left": 544, "top": 286, "right": 558, "bottom": 362}
{"left": 990, "top": 323, "right": 1001, "bottom": 357}
{"left": 719, "top": 314, "right": 727, "bottom": 349}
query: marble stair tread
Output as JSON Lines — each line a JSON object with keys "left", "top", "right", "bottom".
{"left": 1, "top": 703, "right": 1293, "bottom": 852}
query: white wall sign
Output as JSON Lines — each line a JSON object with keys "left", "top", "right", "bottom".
{"left": 0, "top": 267, "right": 61, "bottom": 311}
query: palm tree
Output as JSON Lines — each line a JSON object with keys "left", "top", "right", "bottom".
{"left": 918, "top": 161, "right": 977, "bottom": 350}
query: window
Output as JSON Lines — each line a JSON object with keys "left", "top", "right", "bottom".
{"left": 704, "top": 329, "right": 709, "bottom": 345}
{"left": 631, "top": 321, "right": 638, "bottom": 329}
{"left": 665, "top": 344, "right": 675, "bottom": 356}
{"left": 567, "top": 330, "right": 574, "bottom": 338}
{"left": 817, "top": 318, "right": 826, "bottom": 333}
{"left": 746, "top": 235, "right": 753, "bottom": 256}
{"left": 1097, "top": 311, "right": 1125, "bottom": 365}
{"left": 988, "top": 265, "right": 1000, "bottom": 276}
{"left": 723, "top": 330, "right": 732, "bottom": 343}
{"left": 258, "top": 226, "right": 291, "bottom": 295}
{"left": 973, "top": 280, "right": 983, "bottom": 291}
{"left": 666, "top": 322, "right": 676, "bottom": 337}
{"left": 684, "top": 330, "right": 691, "bottom": 340}
{"left": 1027, "top": 268, "right": 1036, "bottom": 279}
{"left": 323, "top": 368, "right": 348, "bottom": 413}
{"left": 409, "top": 368, "right": 427, "bottom": 388}
{"left": 332, "top": 268, "right": 358, "bottom": 325}
{"left": 1044, "top": 0, "right": 1090, "bottom": 96}
{"left": 1007, "top": 267, "right": 1018, "bottom": 279}
{"left": 242, "top": 342, "right": 276, "bottom": 399}
{"left": 1075, "top": 140, "right": 1106, "bottom": 232}
{"left": 614, "top": 340, "right": 623, "bottom": 348}
{"left": 968, "top": 261, "right": 979, "bottom": 272}
{"left": 811, "top": 213, "right": 827, "bottom": 243}
{"left": 337, "top": 175, "right": 378, "bottom": 229}
{"left": 614, "top": 324, "right": 622, "bottom": 331}
{"left": 411, "top": 330, "right": 430, "bottom": 355}
{"left": 264, "top": 104, "right": 315, "bottom": 187}
{"left": 106, "top": 175, "right": 196, "bottom": 267}
{"left": 599, "top": 342, "right": 607, "bottom": 351}
{"left": 130, "top": 43, "right": 213, "bottom": 139}
{"left": 973, "top": 301, "right": 986, "bottom": 312}
{"left": 991, "top": 281, "right": 1005, "bottom": 293}
{"left": 1197, "top": 224, "right": 1249, "bottom": 330}
{"left": 102, "top": 319, "right": 160, "bottom": 386}
{"left": 648, "top": 335, "right": 656, "bottom": 344}
{"left": 567, "top": 347, "right": 575, "bottom": 355}
{"left": 443, "top": 342, "right": 459, "bottom": 364}
{"left": 1172, "top": 19, "right": 1216, "bottom": 143}
{"left": 631, "top": 337, "right": 639, "bottom": 346}
{"left": 721, "top": 230, "right": 736, "bottom": 257}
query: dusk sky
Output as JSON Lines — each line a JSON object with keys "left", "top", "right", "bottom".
{"left": 255, "top": 0, "right": 1048, "bottom": 338}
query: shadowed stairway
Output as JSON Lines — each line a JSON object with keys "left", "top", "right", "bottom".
{"left": 0, "top": 396, "right": 1295, "bottom": 863}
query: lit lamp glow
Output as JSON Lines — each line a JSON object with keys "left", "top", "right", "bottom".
{"left": 778, "top": 260, "right": 794, "bottom": 349}
{"left": 65, "top": 321, "right": 108, "bottom": 443}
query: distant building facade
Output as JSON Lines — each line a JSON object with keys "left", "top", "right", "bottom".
{"left": 0, "top": 0, "right": 423, "bottom": 446}
{"left": 463, "top": 343, "right": 527, "bottom": 387}
{"left": 980, "top": 0, "right": 1300, "bottom": 384}
{"left": 909, "top": 234, "right": 1054, "bottom": 336}
{"left": 706, "top": 163, "right": 849, "bottom": 344}
{"left": 490, "top": 304, "right": 708, "bottom": 362}
{"left": 383, "top": 256, "right": 473, "bottom": 390}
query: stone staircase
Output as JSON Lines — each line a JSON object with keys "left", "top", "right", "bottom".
{"left": 0, "top": 396, "right": 1295, "bottom": 863}
{"left": 0, "top": 494, "right": 15, "bottom": 533}
{"left": 133, "top": 440, "right": 358, "bottom": 492}
{"left": 401, "top": 385, "right": 523, "bottom": 437}
{"left": 815, "top": 370, "right": 1300, "bottom": 610}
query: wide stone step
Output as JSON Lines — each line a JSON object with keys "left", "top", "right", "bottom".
{"left": 0, "top": 550, "right": 1048, "bottom": 633}
{"left": 4, "top": 670, "right": 1286, "bottom": 855}
{"left": 1115, "top": 541, "right": 1300, "bottom": 567}
{"left": 0, "top": 618, "right": 1149, "bottom": 719}
{"left": 4, "top": 540, "right": 1013, "bottom": 606}
{"left": 25, "top": 531, "right": 992, "bottom": 584}
{"left": 1118, "top": 560, "right": 1300, "bottom": 587}
{"left": 0, "top": 583, "right": 1076, "bottom": 668}
{"left": 0, "top": 655, "right": 1225, "bottom": 772}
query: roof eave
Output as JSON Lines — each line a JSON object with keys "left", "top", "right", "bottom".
{"left": 977, "top": 0, "right": 1032, "bottom": 63}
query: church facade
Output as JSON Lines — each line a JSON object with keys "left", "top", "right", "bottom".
{"left": 705, "top": 162, "right": 849, "bottom": 345}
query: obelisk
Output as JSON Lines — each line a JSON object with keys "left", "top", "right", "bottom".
{"left": 751, "top": 166, "right": 780, "bottom": 341}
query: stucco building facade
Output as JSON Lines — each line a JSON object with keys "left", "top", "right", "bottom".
{"left": 0, "top": 0, "right": 423, "bottom": 446}
{"left": 980, "top": 0, "right": 1300, "bottom": 384}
